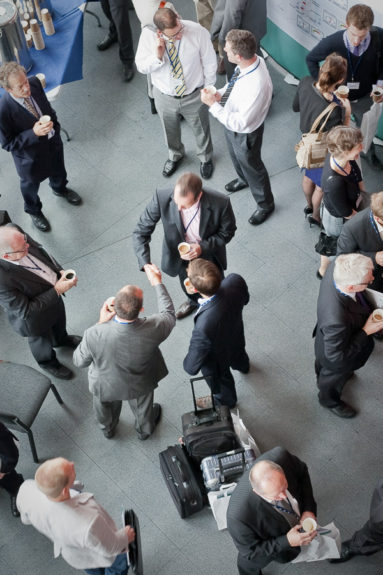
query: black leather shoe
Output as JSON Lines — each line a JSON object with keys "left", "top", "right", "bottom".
{"left": 10, "top": 496, "right": 20, "bottom": 517}
{"left": 40, "top": 362, "right": 73, "bottom": 380}
{"left": 162, "top": 158, "right": 183, "bottom": 177}
{"left": 30, "top": 212, "right": 50, "bottom": 232}
{"left": 97, "top": 33, "right": 117, "bottom": 51}
{"left": 200, "top": 160, "right": 214, "bottom": 180}
{"left": 328, "top": 401, "right": 356, "bottom": 418}
{"left": 225, "top": 179, "right": 248, "bottom": 193}
{"left": 59, "top": 335, "right": 82, "bottom": 349}
{"left": 103, "top": 427, "right": 116, "bottom": 439}
{"left": 329, "top": 541, "right": 356, "bottom": 563}
{"left": 123, "top": 65, "right": 134, "bottom": 82}
{"left": 176, "top": 300, "right": 198, "bottom": 319}
{"left": 53, "top": 188, "right": 82, "bottom": 205}
{"left": 248, "top": 205, "right": 274, "bottom": 225}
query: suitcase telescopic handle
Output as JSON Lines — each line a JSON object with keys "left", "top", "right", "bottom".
{"left": 190, "top": 376, "right": 216, "bottom": 413}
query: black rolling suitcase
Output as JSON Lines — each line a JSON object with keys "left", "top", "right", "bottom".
{"left": 124, "top": 509, "right": 143, "bottom": 575}
{"left": 159, "top": 444, "right": 204, "bottom": 518}
{"left": 182, "top": 377, "right": 239, "bottom": 463}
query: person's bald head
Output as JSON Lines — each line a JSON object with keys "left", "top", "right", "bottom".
{"left": 114, "top": 285, "right": 143, "bottom": 320}
{"left": 249, "top": 460, "right": 288, "bottom": 500}
{"left": 35, "top": 457, "right": 75, "bottom": 499}
{"left": 0, "top": 226, "right": 29, "bottom": 261}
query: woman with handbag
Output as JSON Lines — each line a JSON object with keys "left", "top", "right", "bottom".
{"left": 316, "top": 126, "right": 365, "bottom": 278}
{"left": 293, "top": 53, "right": 351, "bottom": 226}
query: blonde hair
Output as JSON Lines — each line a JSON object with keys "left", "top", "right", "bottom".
{"left": 326, "top": 125, "right": 363, "bottom": 156}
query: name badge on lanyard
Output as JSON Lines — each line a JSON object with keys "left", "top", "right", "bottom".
{"left": 347, "top": 82, "right": 360, "bottom": 90}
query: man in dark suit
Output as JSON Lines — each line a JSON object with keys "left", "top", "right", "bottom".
{"left": 227, "top": 446, "right": 318, "bottom": 575}
{"left": 0, "top": 225, "right": 81, "bottom": 379}
{"left": 0, "top": 62, "right": 81, "bottom": 232}
{"left": 330, "top": 478, "right": 383, "bottom": 563}
{"left": 337, "top": 192, "right": 383, "bottom": 292}
{"left": 0, "top": 420, "right": 24, "bottom": 518}
{"left": 133, "top": 172, "right": 236, "bottom": 319}
{"left": 314, "top": 254, "right": 383, "bottom": 418}
{"left": 183, "top": 258, "right": 249, "bottom": 408}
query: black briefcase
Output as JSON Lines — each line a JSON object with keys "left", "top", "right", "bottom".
{"left": 124, "top": 509, "right": 143, "bottom": 575}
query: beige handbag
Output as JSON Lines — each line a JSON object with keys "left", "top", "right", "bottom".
{"left": 295, "top": 103, "right": 337, "bottom": 169}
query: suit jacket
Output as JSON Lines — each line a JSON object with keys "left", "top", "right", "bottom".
{"left": 0, "top": 76, "right": 63, "bottom": 182}
{"left": 17, "top": 480, "right": 130, "bottom": 570}
{"left": 0, "top": 422, "right": 19, "bottom": 474}
{"left": 133, "top": 187, "right": 236, "bottom": 276}
{"left": 183, "top": 274, "right": 249, "bottom": 375}
{"left": 314, "top": 261, "right": 374, "bottom": 373}
{"left": 226, "top": 447, "right": 317, "bottom": 572}
{"left": 0, "top": 227, "right": 62, "bottom": 337}
{"left": 337, "top": 208, "right": 383, "bottom": 292}
{"left": 211, "top": 0, "right": 267, "bottom": 46}
{"left": 73, "top": 284, "right": 175, "bottom": 401}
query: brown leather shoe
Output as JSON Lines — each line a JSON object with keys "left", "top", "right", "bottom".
{"left": 176, "top": 300, "right": 198, "bottom": 319}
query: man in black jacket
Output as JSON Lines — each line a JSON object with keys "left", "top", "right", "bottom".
{"left": 337, "top": 191, "right": 383, "bottom": 292}
{"left": 183, "top": 258, "right": 249, "bottom": 408}
{"left": 0, "top": 419, "right": 24, "bottom": 518}
{"left": 227, "top": 446, "right": 317, "bottom": 575}
{"left": 314, "top": 253, "right": 383, "bottom": 418}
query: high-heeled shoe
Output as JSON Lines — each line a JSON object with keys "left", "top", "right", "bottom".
{"left": 303, "top": 205, "right": 313, "bottom": 215}
{"left": 307, "top": 215, "right": 321, "bottom": 228}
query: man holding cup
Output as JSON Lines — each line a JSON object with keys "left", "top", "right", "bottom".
{"left": 0, "top": 62, "right": 81, "bottom": 232}
{"left": 0, "top": 224, "right": 81, "bottom": 379}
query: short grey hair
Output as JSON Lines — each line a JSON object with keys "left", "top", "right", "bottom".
{"left": 0, "top": 62, "right": 26, "bottom": 89}
{"left": 0, "top": 226, "right": 18, "bottom": 255}
{"left": 249, "top": 460, "right": 284, "bottom": 493}
{"left": 334, "top": 254, "right": 373, "bottom": 286}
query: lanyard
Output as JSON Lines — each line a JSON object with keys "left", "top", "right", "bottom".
{"left": 332, "top": 157, "right": 359, "bottom": 183}
{"left": 345, "top": 35, "right": 363, "bottom": 81}
{"left": 332, "top": 157, "right": 349, "bottom": 176}
{"left": 20, "top": 255, "right": 46, "bottom": 273}
{"left": 182, "top": 200, "right": 200, "bottom": 234}
{"left": 235, "top": 59, "right": 261, "bottom": 84}
{"left": 270, "top": 500, "right": 300, "bottom": 519}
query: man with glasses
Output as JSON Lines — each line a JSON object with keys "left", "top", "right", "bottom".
{"left": 0, "top": 225, "right": 81, "bottom": 379}
{"left": 314, "top": 253, "right": 383, "bottom": 418}
{"left": 135, "top": 7, "right": 217, "bottom": 180}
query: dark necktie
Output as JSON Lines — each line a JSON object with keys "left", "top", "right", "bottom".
{"left": 220, "top": 68, "right": 241, "bottom": 107}
{"left": 355, "top": 291, "right": 371, "bottom": 310}
{"left": 271, "top": 498, "right": 300, "bottom": 528}
{"left": 24, "top": 97, "right": 39, "bottom": 118}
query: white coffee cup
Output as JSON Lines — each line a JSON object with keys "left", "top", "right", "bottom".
{"left": 372, "top": 308, "right": 383, "bottom": 322}
{"left": 183, "top": 277, "right": 195, "bottom": 295}
{"left": 105, "top": 296, "right": 115, "bottom": 312}
{"left": 204, "top": 85, "right": 217, "bottom": 95}
{"left": 36, "top": 73, "right": 46, "bottom": 88}
{"left": 372, "top": 86, "right": 383, "bottom": 103}
{"left": 178, "top": 242, "right": 191, "bottom": 256}
{"left": 336, "top": 85, "right": 349, "bottom": 99}
{"left": 39, "top": 114, "right": 51, "bottom": 124}
{"left": 302, "top": 517, "right": 317, "bottom": 532}
{"left": 63, "top": 269, "right": 76, "bottom": 281}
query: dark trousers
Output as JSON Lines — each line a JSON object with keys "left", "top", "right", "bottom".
{"left": 0, "top": 470, "right": 24, "bottom": 496}
{"left": 20, "top": 138, "right": 67, "bottom": 215}
{"left": 315, "top": 360, "right": 353, "bottom": 407}
{"left": 237, "top": 554, "right": 263, "bottom": 575}
{"left": 224, "top": 124, "right": 274, "bottom": 211}
{"left": 100, "top": 0, "right": 134, "bottom": 64}
{"left": 85, "top": 552, "right": 128, "bottom": 575}
{"left": 28, "top": 299, "right": 68, "bottom": 366}
{"left": 350, "top": 482, "right": 383, "bottom": 555}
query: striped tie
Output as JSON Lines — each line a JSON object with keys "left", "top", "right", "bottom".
{"left": 24, "top": 97, "right": 39, "bottom": 118}
{"left": 220, "top": 68, "right": 241, "bottom": 107}
{"left": 167, "top": 39, "right": 186, "bottom": 97}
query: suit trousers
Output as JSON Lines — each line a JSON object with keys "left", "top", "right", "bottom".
{"left": 350, "top": 520, "right": 383, "bottom": 555}
{"left": 93, "top": 397, "right": 123, "bottom": 433}
{"left": 224, "top": 125, "right": 274, "bottom": 211}
{"left": 0, "top": 470, "right": 24, "bottom": 496}
{"left": 127, "top": 390, "right": 155, "bottom": 438}
{"left": 237, "top": 554, "right": 263, "bottom": 575}
{"left": 20, "top": 138, "right": 68, "bottom": 215}
{"left": 202, "top": 366, "right": 237, "bottom": 408}
{"left": 28, "top": 298, "right": 68, "bottom": 365}
{"left": 153, "top": 86, "right": 213, "bottom": 163}
{"left": 100, "top": 0, "right": 134, "bottom": 64}
{"left": 315, "top": 360, "right": 353, "bottom": 407}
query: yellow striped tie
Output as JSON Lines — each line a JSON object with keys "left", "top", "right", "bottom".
{"left": 168, "top": 39, "right": 186, "bottom": 96}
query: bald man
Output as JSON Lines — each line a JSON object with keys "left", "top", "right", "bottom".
{"left": 17, "top": 458, "right": 135, "bottom": 574}
{"left": 227, "top": 447, "right": 317, "bottom": 575}
{"left": 73, "top": 264, "right": 175, "bottom": 439}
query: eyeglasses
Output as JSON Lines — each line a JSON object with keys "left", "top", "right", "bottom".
{"left": 4, "top": 234, "right": 28, "bottom": 255}
{"left": 162, "top": 23, "right": 184, "bottom": 41}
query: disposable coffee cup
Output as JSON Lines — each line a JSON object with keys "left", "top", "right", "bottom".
{"left": 336, "top": 85, "right": 349, "bottom": 99}
{"left": 63, "top": 269, "right": 76, "bottom": 281}
{"left": 36, "top": 73, "right": 46, "bottom": 89}
{"left": 205, "top": 85, "right": 217, "bottom": 95}
{"left": 40, "top": 115, "right": 51, "bottom": 124}
{"left": 178, "top": 242, "right": 190, "bottom": 256}
{"left": 372, "top": 87, "right": 383, "bottom": 103}
{"left": 302, "top": 517, "right": 317, "bottom": 533}
{"left": 372, "top": 308, "right": 383, "bottom": 322}
{"left": 106, "top": 296, "right": 115, "bottom": 312}
{"left": 183, "top": 277, "right": 195, "bottom": 295}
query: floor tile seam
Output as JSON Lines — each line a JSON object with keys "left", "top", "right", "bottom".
{"left": 268, "top": 162, "right": 302, "bottom": 180}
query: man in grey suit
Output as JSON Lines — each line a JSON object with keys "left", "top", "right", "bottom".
{"left": 17, "top": 457, "right": 135, "bottom": 575}
{"left": 73, "top": 264, "right": 175, "bottom": 439}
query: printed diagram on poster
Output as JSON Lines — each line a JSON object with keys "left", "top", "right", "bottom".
{"left": 267, "top": 0, "right": 383, "bottom": 51}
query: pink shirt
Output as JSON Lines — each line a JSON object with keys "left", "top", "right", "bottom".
{"left": 180, "top": 201, "right": 201, "bottom": 244}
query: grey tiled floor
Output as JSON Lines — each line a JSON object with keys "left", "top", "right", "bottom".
{"left": 1, "top": 2, "right": 383, "bottom": 574}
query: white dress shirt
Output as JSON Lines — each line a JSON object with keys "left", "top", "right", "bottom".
{"left": 209, "top": 57, "right": 273, "bottom": 133}
{"left": 135, "top": 20, "right": 217, "bottom": 96}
